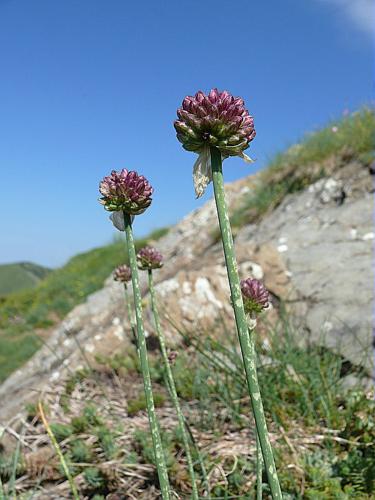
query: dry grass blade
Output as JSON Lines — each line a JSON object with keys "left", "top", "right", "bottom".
{"left": 37, "top": 401, "right": 79, "bottom": 500}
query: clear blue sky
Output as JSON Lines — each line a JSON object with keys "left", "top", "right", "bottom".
{"left": 0, "top": 0, "right": 373, "bottom": 267}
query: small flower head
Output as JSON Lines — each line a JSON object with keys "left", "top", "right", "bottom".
{"left": 99, "top": 169, "right": 153, "bottom": 215}
{"left": 240, "top": 278, "right": 269, "bottom": 315}
{"left": 167, "top": 351, "right": 178, "bottom": 365}
{"left": 113, "top": 264, "right": 132, "bottom": 283}
{"left": 137, "top": 246, "right": 163, "bottom": 271}
{"left": 174, "top": 88, "right": 256, "bottom": 160}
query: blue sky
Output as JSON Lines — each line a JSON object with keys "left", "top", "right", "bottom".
{"left": 0, "top": 0, "right": 373, "bottom": 267}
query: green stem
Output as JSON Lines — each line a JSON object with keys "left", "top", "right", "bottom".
{"left": 123, "top": 213, "right": 171, "bottom": 499}
{"left": 210, "top": 146, "right": 282, "bottom": 499}
{"left": 256, "top": 432, "right": 263, "bottom": 500}
{"left": 123, "top": 283, "right": 137, "bottom": 345}
{"left": 148, "top": 270, "right": 199, "bottom": 500}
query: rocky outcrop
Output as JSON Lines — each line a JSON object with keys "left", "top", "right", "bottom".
{"left": 1, "top": 157, "right": 373, "bottom": 421}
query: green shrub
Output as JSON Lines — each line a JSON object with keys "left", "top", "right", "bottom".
{"left": 83, "top": 467, "right": 106, "bottom": 488}
{"left": 49, "top": 423, "right": 73, "bottom": 442}
{"left": 96, "top": 426, "right": 117, "bottom": 459}
{"left": 127, "top": 392, "right": 165, "bottom": 416}
{"left": 70, "top": 440, "right": 93, "bottom": 463}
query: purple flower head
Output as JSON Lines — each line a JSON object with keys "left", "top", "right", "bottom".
{"left": 240, "top": 278, "right": 269, "bottom": 315}
{"left": 113, "top": 264, "right": 132, "bottom": 283}
{"left": 99, "top": 169, "right": 153, "bottom": 215}
{"left": 137, "top": 246, "right": 163, "bottom": 271}
{"left": 174, "top": 88, "right": 256, "bottom": 160}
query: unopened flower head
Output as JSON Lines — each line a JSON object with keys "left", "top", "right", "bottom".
{"left": 240, "top": 278, "right": 269, "bottom": 315}
{"left": 174, "top": 89, "right": 256, "bottom": 198}
{"left": 113, "top": 264, "right": 132, "bottom": 283}
{"left": 99, "top": 169, "right": 153, "bottom": 215}
{"left": 174, "top": 88, "right": 255, "bottom": 160}
{"left": 137, "top": 246, "right": 163, "bottom": 270}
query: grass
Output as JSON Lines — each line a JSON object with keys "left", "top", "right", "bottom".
{"left": 0, "top": 226, "right": 169, "bottom": 383}
{"left": 226, "top": 107, "right": 375, "bottom": 232}
{"left": 127, "top": 392, "right": 166, "bottom": 416}
{"left": 1, "top": 313, "right": 373, "bottom": 498}
{"left": 0, "top": 262, "right": 51, "bottom": 296}
{"left": 167, "top": 318, "right": 375, "bottom": 498}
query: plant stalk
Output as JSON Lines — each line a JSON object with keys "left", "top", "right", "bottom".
{"left": 124, "top": 283, "right": 137, "bottom": 345}
{"left": 123, "top": 212, "right": 171, "bottom": 499}
{"left": 148, "top": 269, "right": 199, "bottom": 500}
{"left": 256, "top": 432, "right": 263, "bottom": 500}
{"left": 210, "top": 146, "right": 282, "bottom": 499}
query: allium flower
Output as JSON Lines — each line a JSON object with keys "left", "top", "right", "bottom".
{"left": 113, "top": 264, "right": 132, "bottom": 283}
{"left": 174, "top": 89, "right": 256, "bottom": 197}
{"left": 99, "top": 169, "right": 153, "bottom": 215}
{"left": 240, "top": 278, "right": 269, "bottom": 315}
{"left": 137, "top": 246, "right": 163, "bottom": 270}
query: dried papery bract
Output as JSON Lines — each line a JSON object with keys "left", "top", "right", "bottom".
{"left": 175, "top": 90, "right": 282, "bottom": 499}
{"left": 138, "top": 250, "right": 199, "bottom": 499}
{"left": 99, "top": 169, "right": 170, "bottom": 499}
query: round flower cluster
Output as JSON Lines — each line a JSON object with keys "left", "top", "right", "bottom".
{"left": 99, "top": 169, "right": 153, "bottom": 215}
{"left": 240, "top": 278, "right": 269, "bottom": 315}
{"left": 137, "top": 246, "right": 163, "bottom": 270}
{"left": 113, "top": 264, "right": 132, "bottom": 283}
{"left": 174, "top": 88, "right": 255, "bottom": 159}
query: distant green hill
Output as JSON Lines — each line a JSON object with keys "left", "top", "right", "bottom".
{"left": 0, "top": 262, "right": 51, "bottom": 296}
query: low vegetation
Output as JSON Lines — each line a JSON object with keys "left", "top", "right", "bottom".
{"left": 0, "top": 316, "right": 373, "bottom": 498}
{"left": 228, "top": 107, "right": 374, "bottom": 232}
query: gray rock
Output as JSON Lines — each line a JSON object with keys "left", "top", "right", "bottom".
{"left": 1, "top": 161, "right": 373, "bottom": 421}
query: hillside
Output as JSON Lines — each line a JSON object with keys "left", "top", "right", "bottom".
{"left": 0, "top": 108, "right": 374, "bottom": 498}
{"left": 0, "top": 262, "right": 51, "bottom": 296}
{"left": 0, "top": 227, "right": 169, "bottom": 382}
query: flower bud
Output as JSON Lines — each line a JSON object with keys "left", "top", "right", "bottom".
{"left": 99, "top": 169, "right": 153, "bottom": 215}
{"left": 174, "top": 88, "right": 255, "bottom": 160}
{"left": 113, "top": 264, "right": 132, "bottom": 283}
{"left": 175, "top": 89, "right": 256, "bottom": 197}
{"left": 167, "top": 351, "right": 178, "bottom": 365}
{"left": 137, "top": 246, "right": 163, "bottom": 271}
{"left": 240, "top": 278, "right": 269, "bottom": 315}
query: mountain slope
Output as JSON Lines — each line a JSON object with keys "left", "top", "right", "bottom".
{"left": 0, "top": 106, "right": 373, "bottom": 406}
{"left": 0, "top": 262, "right": 51, "bottom": 295}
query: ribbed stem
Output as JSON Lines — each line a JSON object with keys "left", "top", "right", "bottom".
{"left": 123, "top": 283, "right": 137, "bottom": 345}
{"left": 210, "top": 146, "right": 282, "bottom": 499}
{"left": 148, "top": 270, "right": 199, "bottom": 500}
{"left": 123, "top": 213, "right": 171, "bottom": 499}
{"left": 256, "top": 432, "right": 263, "bottom": 500}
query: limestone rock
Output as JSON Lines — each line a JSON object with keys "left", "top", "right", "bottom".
{"left": 1, "top": 158, "right": 373, "bottom": 420}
